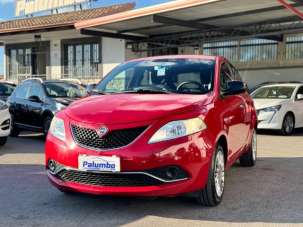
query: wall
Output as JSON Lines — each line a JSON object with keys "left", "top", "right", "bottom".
{"left": 1, "top": 29, "right": 87, "bottom": 81}
{"left": 125, "top": 43, "right": 148, "bottom": 60}
{"left": 102, "top": 38, "right": 125, "bottom": 76}
{"left": 49, "top": 40, "right": 61, "bottom": 80}
{"left": 240, "top": 67, "right": 303, "bottom": 90}
{"left": 1, "top": 29, "right": 127, "bottom": 82}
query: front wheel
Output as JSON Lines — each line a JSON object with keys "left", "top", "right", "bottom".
{"left": 10, "top": 117, "right": 20, "bottom": 137}
{"left": 281, "top": 113, "right": 295, "bottom": 136}
{"left": 240, "top": 129, "right": 257, "bottom": 167}
{"left": 43, "top": 116, "right": 53, "bottom": 137}
{"left": 196, "top": 144, "right": 225, "bottom": 206}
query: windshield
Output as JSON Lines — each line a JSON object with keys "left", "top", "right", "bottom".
{"left": 252, "top": 86, "right": 295, "bottom": 99}
{"left": 96, "top": 59, "right": 215, "bottom": 94}
{"left": 44, "top": 82, "right": 87, "bottom": 98}
{"left": 0, "top": 83, "right": 15, "bottom": 96}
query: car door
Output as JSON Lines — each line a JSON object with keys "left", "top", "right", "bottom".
{"left": 26, "top": 82, "right": 46, "bottom": 128}
{"left": 10, "top": 82, "right": 31, "bottom": 125}
{"left": 217, "top": 62, "right": 247, "bottom": 160}
{"left": 228, "top": 63, "right": 251, "bottom": 144}
{"left": 293, "top": 86, "right": 303, "bottom": 128}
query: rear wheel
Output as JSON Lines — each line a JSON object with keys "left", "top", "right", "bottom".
{"left": 240, "top": 129, "right": 257, "bottom": 167}
{"left": 281, "top": 113, "right": 295, "bottom": 135}
{"left": 196, "top": 144, "right": 225, "bottom": 206}
{"left": 0, "top": 137, "right": 7, "bottom": 146}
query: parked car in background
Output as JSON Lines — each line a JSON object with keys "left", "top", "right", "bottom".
{"left": 46, "top": 55, "right": 257, "bottom": 206}
{"left": 251, "top": 83, "right": 303, "bottom": 135}
{"left": 0, "top": 100, "right": 11, "bottom": 146}
{"left": 8, "top": 79, "right": 87, "bottom": 137}
{"left": 0, "top": 81, "right": 16, "bottom": 102}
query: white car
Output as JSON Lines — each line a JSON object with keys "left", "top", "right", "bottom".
{"left": 0, "top": 100, "right": 10, "bottom": 146}
{"left": 251, "top": 83, "right": 303, "bottom": 135}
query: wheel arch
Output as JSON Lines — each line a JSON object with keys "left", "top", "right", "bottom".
{"left": 285, "top": 111, "right": 296, "bottom": 126}
{"left": 42, "top": 110, "right": 54, "bottom": 122}
{"left": 216, "top": 134, "right": 228, "bottom": 164}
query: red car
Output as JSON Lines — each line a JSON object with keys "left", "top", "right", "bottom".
{"left": 45, "top": 55, "right": 257, "bottom": 206}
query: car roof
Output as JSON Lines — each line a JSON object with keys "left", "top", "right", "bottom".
{"left": 260, "top": 83, "right": 303, "bottom": 88}
{"left": 126, "top": 55, "right": 218, "bottom": 63}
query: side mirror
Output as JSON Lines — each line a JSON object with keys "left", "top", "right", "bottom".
{"left": 86, "top": 84, "right": 96, "bottom": 95}
{"left": 297, "top": 94, "right": 303, "bottom": 100}
{"left": 28, "top": 95, "right": 42, "bottom": 103}
{"left": 222, "top": 81, "right": 245, "bottom": 96}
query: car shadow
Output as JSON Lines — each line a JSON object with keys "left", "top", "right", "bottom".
{"left": 258, "top": 128, "right": 303, "bottom": 137}
{"left": 0, "top": 157, "right": 302, "bottom": 226}
{"left": 0, "top": 132, "right": 44, "bottom": 156}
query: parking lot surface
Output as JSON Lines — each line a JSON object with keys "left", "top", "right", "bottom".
{"left": 0, "top": 131, "right": 303, "bottom": 227}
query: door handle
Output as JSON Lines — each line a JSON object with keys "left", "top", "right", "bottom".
{"left": 239, "top": 104, "right": 245, "bottom": 109}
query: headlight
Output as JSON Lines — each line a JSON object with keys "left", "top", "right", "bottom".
{"left": 55, "top": 102, "right": 66, "bottom": 112}
{"left": 149, "top": 117, "right": 206, "bottom": 144}
{"left": 49, "top": 116, "right": 65, "bottom": 141}
{"left": 0, "top": 101, "right": 8, "bottom": 110}
{"left": 260, "top": 105, "right": 281, "bottom": 112}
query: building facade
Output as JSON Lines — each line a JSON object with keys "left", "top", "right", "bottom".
{"left": 0, "top": 3, "right": 135, "bottom": 84}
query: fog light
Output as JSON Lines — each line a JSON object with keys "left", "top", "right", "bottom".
{"left": 165, "top": 167, "right": 178, "bottom": 180}
{"left": 48, "top": 160, "right": 57, "bottom": 173}
{"left": 146, "top": 166, "right": 188, "bottom": 181}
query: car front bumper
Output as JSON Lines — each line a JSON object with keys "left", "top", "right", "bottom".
{"left": 257, "top": 110, "right": 283, "bottom": 130}
{"left": 45, "top": 129, "right": 214, "bottom": 197}
{"left": 0, "top": 109, "right": 11, "bottom": 137}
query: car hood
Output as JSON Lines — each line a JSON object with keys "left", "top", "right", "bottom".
{"left": 253, "top": 99, "right": 288, "bottom": 110}
{"left": 53, "top": 97, "right": 79, "bottom": 106}
{"left": 65, "top": 94, "right": 212, "bottom": 124}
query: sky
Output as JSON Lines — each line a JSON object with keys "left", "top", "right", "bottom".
{"left": 0, "top": 0, "right": 172, "bottom": 75}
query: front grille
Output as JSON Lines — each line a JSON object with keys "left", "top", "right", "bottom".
{"left": 56, "top": 170, "right": 163, "bottom": 187}
{"left": 71, "top": 125, "right": 147, "bottom": 150}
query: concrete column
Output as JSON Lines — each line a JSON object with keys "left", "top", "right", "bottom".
{"left": 49, "top": 39, "right": 61, "bottom": 80}
{"left": 3, "top": 45, "right": 6, "bottom": 80}
{"left": 102, "top": 38, "right": 125, "bottom": 77}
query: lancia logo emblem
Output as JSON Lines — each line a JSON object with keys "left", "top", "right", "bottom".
{"left": 97, "top": 126, "right": 108, "bottom": 138}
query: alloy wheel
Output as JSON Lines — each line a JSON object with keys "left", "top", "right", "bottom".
{"left": 214, "top": 148, "right": 225, "bottom": 198}
{"left": 252, "top": 130, "right": 257, "bottom": 161}
{"left": 284, "top": 115, "right": 294, "bottom": 134}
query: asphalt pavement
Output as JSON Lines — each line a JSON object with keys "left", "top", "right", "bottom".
{"left": 0, "top": 131, "right": 303, "bottom": 227}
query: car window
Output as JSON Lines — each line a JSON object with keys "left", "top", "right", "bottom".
{"left": 15, "top": 82, "right": 31, "bottom": 99}
{"left": 296, "top": 86, "right": 303, "bottom": 95}
{"left": 296, "top": 86, "right": 303, "bottom": 99}
{"left": 28, "top": 83, "right": 45, "bottom": 100}
{"left": 220, "top": 63, "right": 233, "bottom": 91}
{"left": 0, "top": 84, "right": 15, "bottom": 96}
{"left": 97, "top": 59, "right": 215, "bottom": 95}
{"left": 229, "top": 63, "right": 242, "bottom": 81}
{"left": 252, "top": 86, "right": 295, "bottom": 99}
{"left": 44, "top": 82, "right": 86, "bottom": 98}
{"left": 104, "top": 68, "right": 135, "bottom": 92}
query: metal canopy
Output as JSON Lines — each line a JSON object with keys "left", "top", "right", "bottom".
{"left": 75, "top": 0, "right": 303, "bottom": 48}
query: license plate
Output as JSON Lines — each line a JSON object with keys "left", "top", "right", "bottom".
{"left": 78, "top": 155, "right": 120, "bottom": 172}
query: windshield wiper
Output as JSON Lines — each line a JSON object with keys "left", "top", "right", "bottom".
{"left": 90, "top": 90, "right": 107, "bottom": 95}
{"left": 118, "top": 89, "right": 172, "bottom": 94}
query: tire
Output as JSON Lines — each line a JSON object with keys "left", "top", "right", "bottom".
{"left": 240, "top": 129, "right": 257, "bottom": 167}
{"left": 281, "top": 113, "right": 295, "bottom": 136}
{"left": 43, "top": 116, "right": 52, "bottom": 137}
{"left": 10, "top": 117, "right": 20, "bottom": 137}
{"left": 0, "top": 137, "right": 7, "bottom": 146}
{"left": 196, "top": 144, "right": 225, "bottom": 206}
